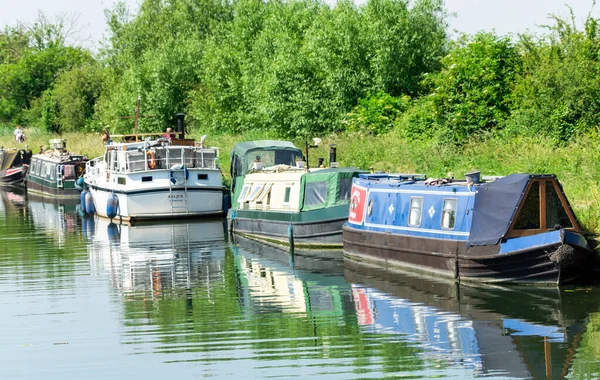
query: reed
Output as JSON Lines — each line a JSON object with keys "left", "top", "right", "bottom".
{"left": 2, "top": 128, "right": 599, "bottom": 233}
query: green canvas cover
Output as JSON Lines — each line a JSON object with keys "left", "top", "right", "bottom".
{"left": 230, "top": 140, "right": 303, "bottom": 193}
{"left": 300, "top": 168, "right": 366, "bottom": 211}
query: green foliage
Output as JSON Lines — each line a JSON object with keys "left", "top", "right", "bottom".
{"left": 362, "top": 0, "right": 447, "bottom": 96}
{"left": 190, "top": 0, "right": 447, "bottom": 137}
{"left": 395, "top": 96, "right": 441, "bottom": 139}
{"left": 343, "top": 91, "right": 409, "bottom": 135}
{"left": 50, "top": 63, "right": 106, "bottom": 132}
{"left": 0, "top": 15, "right": 92, "bottom": 125}
{"left": 427, "top": 32, "right": 520, "bottom": 143}
{"left": 506, "top": 11, "right": 600, "bottom": 144}
{"left": 0, "top": 25, "right": 29, "bottom": 64}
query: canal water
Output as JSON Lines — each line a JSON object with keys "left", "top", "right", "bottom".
{"left": 1, "top": 188, "right": 600, "bottom": 379}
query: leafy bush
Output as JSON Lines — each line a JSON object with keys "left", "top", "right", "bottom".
{"left": 343, "top": 91, "right": 409, "bottom": 135}
{"left": 506, "top": 12, "right": 600, "bottom": 144}
{"left": 427, "top": 32, "right": 520, "bottom": 143}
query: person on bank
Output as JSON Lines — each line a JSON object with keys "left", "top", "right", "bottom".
{"left": 14, "top": 125, "right": 26, "bottom": 143}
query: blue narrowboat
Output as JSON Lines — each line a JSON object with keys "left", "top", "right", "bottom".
{"left": 342, "top": 173, "right": 598, "bottom": 285}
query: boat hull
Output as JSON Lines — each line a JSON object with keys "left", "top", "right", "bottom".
{"left": 228, "top": 206, "right": 349, "bottom": 249}
{"left": 89, "top": 185, "right": 225, "bottom": 222}
{"left": 342, "top": 225, "right": 597, "bottom": 285}
{"left": 0, "top": 167, "right": 27, "bottom": 187}
{"left": 26, "top": 176, "right": 81, "bottom": 199}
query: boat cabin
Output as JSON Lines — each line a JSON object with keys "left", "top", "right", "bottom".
{"left": 230, "top": 140, "right": 303, "bottom": 200}
{"left": 348, "top": 173, "right": 582, "bottom": 247}
{"left": 238, "top": 167, "right": 362, "bottom": 213}
{"left": 88, "top": 138, "right": 219, "bottom": 176}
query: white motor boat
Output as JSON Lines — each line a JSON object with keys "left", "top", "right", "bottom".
{"left": 83, "top": 135, "right": 225, "bottom": 222}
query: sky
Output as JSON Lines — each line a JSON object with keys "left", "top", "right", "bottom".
{"left": 0, "top": 0, "right": 598, "bottom": 48}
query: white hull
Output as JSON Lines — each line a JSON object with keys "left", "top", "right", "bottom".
{"left": 86, "top": 168, "right": 224, "bottom": 220}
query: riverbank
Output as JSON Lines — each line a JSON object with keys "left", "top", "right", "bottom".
{"left": 2, "top": 127, "right": 599, "bottom": 233}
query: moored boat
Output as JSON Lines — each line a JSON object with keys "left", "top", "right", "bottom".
{"left": 25, "top": 139, "right": 88, "bottom": 199}
{"left": 227, "top": 140, "right": 365, "bottom": 249}
{"left": 83, "top": 133, "right": 225, "bottom": 222}
{"left": 0, "top": 147, "right": 32, "bottom": 187}
{"left": 343, "top": 172, "right": 598, "bottom": 285}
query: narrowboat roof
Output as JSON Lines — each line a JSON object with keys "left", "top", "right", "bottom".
{"left": 32, "top": 151, "right": 88, "bottom": 164}
{"left": 244, "top": 166, "right": 363, "bottom": 181}
{"left": 355, "top": 173, "right": 579, "bottom": 247}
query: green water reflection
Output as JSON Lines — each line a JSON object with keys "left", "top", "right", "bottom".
{"left": 1, "top": 190, "right": 600, "bottom": 379}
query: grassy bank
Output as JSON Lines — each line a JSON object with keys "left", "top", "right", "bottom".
{"left": 2, "top": 127, "right": 600, "bottom": 233}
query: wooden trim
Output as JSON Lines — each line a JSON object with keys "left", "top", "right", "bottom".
{"left": 550, "top": 180, "right": 582, "bottom": 231}
{"left": 507, "top": 178, "right": 582, "bottom": 238}
{"left": 539, "top": 179, "right": 547, "bottom": 230}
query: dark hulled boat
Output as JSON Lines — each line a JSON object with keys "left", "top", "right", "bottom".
{"left": 26, "top": 139, "right": 89, "bottom": 199}
{"left": 0, "top": 147, "right": 32, "bottom": 187}
{"left": 343, "top": 173, "right": 598, "bottom": 285}
{"left": 227, "top": 140, "right": 365, "bottom": 249}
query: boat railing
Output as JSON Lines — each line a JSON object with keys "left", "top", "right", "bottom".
{"left": 86, "top": 145, "right": 219, "bottom": 175}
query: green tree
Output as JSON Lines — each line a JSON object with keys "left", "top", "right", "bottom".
{"left": 507, "top": 10, "right": 600, "bottom": 143}
{"left": 428, "top": 32, "right": 520, "bottom": 142}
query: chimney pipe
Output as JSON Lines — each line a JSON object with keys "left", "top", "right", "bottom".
{"left": 329, "top": 144, "right": 337, "bottom": 167}
{"left": 176, "top": 113, "right": 185, "bottom": 140}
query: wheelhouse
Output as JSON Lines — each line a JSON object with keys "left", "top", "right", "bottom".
{"left": 229, "top": 140, "right": 303, "bottom": 200}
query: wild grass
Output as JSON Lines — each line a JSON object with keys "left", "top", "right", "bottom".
{"left": 2, "top": 127, "right": 599, "bottom": 233}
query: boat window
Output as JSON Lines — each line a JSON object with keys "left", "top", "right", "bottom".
{"left": 30, "top": 159, "right": 37, "bottom": 174}
{"left": 244, "top": 184, "right": 265, "bottom": 202}
{"left": 283, "top": 186, "right": 292, "bottom": 204}
{"left": 142, "top": 176, "right": 153, "bottom": 182}
{"left": 441, "top": 199, "right": 458, "bottom": 229}
{"left": 367, "top": 198, "right": 373, "bottom": 216}
{"left": 238, "top": 185, "right": 251, "bottom": 203}
{"left": 514, "top": 182, "right": 540, "bottom": 229}
{"left": 197, "top": 174, "right": 208, "bottom": 180}
{"left": 337, "top": 178, "right": 353, "bottom": 201}
{"left": 117, "top": 177, "right": 126, "bottom": 185}
{"left": 304, "top": 181, "right": 328, "bottom": 207}
{"left": 545, "top": 182, "right": 572, "bottom": 229}
{"left": 44, "top": 163, "right": 51, "bottom": 178}
{"left": 50, "top": 164, "right": 56, "bottom": 180}
{"left": 63, "top": 165, "right": 74, "bottom": 180}
{"left": 256, "top": 184, "right": 273, "bottom": 204}
{"left": 408, "top": 197, "right": 423, "bottom": 227}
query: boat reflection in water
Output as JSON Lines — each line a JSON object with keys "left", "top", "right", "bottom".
{"left": 26, "top": 192, "right": 80, "bottom": 247}
{"left": 345, "top": 258, "right": 599, "bottom": 379}
{"left": 0, "top": 187, "right": 27, "bottom": 215}
{"left": 231, "top": 234, "right": 348, "bottom": 315}
{"left": 87, "top": 217, "right": 227, "bottom": 294}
